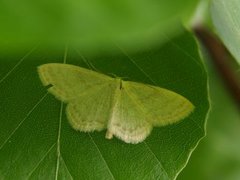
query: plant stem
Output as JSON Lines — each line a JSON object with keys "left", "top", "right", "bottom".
{"left": 194, "top": 26, "right": 240, "bottom": 107}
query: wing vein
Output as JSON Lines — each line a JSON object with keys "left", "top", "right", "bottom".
{"left": 75, "top": 82, "right": 112, "bottom": 98}
{"left": 124, "top": 89, "right": 148, "bottom": 115}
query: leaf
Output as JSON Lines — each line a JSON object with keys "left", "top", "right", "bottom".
{"left": 0, "top": 30, "right": 209, "bottom": 180}
{"left": 0, "top": 0, "right": 199, "bottom": 52}
{"left": 211, "top": 0, "right": 240, "bottom": 64}
{"left": 178, "top": 49, "right": 240, "bottom": 180}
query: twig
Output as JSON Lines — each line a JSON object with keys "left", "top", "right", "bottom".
{"left": 194, "top": 26, "right": 240, "bottom": 106}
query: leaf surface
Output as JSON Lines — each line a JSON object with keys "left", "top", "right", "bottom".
{"left": 0, "top": 30, "right": 209, "bottom": 180}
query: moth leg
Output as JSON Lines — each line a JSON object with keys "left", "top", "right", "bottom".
{"left": 105, "top": 130, "right": 113, "bottom": 139}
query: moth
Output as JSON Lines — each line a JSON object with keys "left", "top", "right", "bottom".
{"left": 38, "top": 63, "right": 194, "bottom": 144}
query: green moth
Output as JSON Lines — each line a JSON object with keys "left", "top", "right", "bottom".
{"left": 38, "top": 63, "right": 194, "bottom": 144}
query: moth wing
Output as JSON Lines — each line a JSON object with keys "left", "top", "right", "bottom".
{"left": 38, "top": 63, "right": 113, "bottom": 102}
{"left": 67, "top": 82, "right": 117, "bottom": 132}
{"left": 108, "top": 88, "right": 153, "bottom": 144}
{"left": 124, "top": 81, "right": 194, "bottom": 126}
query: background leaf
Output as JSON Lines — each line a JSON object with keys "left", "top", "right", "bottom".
{"left": 178, "top": 49, "right": 240, "bottom": 180}
{"left": 0, "top": 30, "right": 209, "bottom": 180}
{"left": 211, "top": 0, "right": 240, "bottom": 64}
{"left": 0, "top": 0, "right": 199, "bottom": 52}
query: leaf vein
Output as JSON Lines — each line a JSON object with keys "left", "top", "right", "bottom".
{"left": 59, "top": 156, "right": 74, "bottom": 180}
{"left": 0, "top": 92, "right": 48, "bottom": 151}
{"left": 169, "top": 40, "right": 204, "bottom": 74}
{"left": 144, "top": 142, "right": 170, "bottom": 179}
{"left": 55, "top": 45, "right": 68, "bottom": 180}
{"left": 27, "top": 143, "right": 56, "bottom": 178}
{"left": 0, "top": 46, "right": 37, "bottom": 84}
{"left": 115, "top": 44, "right": 156, "bottom": 85}
{"left": 54, "top": 102, "right": 64, "bottom": 180}
{"left": 88, "top": 134, "right": 115, "bottom": 180}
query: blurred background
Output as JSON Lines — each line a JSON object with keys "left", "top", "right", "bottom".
{"left": 1, "top": 0, "right": 240, "bottom": 179}
{"left": 0, "top": 0, "right": 198, "bottom": 53}
{"left": 178, "top": 51, "right": 240, "bottom": 180}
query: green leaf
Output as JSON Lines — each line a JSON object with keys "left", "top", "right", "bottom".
{"left": 0, "top": 30, "right": 209, "bottom": 180}
{"left": 211, "top": 0, "right": 240, "bottom": 64}
{"left": 0, "top": 0, "right": 199, "bottom": 52}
